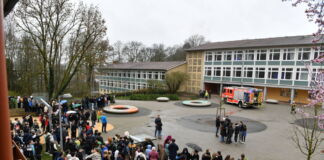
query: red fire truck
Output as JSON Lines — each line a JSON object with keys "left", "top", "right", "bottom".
{"left": 221, "top": 86, "right": 263, "bottom": 108}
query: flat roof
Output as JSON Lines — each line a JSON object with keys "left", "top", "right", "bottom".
{"left": 98, "top": 61, "right": 186, "bottom": 71}
{"left": 186, "top": 35, "right": 324, "bottom": 51}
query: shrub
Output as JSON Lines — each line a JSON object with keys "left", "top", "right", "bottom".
{"left": 165, "top": 71, "right": 188, "bottom": 93}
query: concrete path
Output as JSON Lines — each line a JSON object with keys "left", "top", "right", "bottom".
{"left": 102, "top": 99, "right": 324, "bottom": 160}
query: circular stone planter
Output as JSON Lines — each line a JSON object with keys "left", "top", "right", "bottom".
{"left": 182, "top": 100, "right": 212, "bottom": 107}
{"left": 156, "top": 97, "right": 169, "bottom": 102}
{"left": 103, "top": 105, "right": 139, "bottom": 114}
{"left": 265, "top": 99, "right": 279, "bottom": 104}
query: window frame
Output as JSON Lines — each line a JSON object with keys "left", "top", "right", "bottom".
{"left": 269, "top": 49, "right": 280, "bottom": 61}
{"left": 283, "top": 48, "right": 295, "bottom": 61}
{"left": 255, "top": 67, "right": 265, "bottom": 79}
{"left": 281, "top": 68, "right": 293, "bottom": 80}
{"left": 256, "top": 50, "right": 267, "bottom": 60}
{"left": 268, "top": 68, "right": 279, "bottom": 79}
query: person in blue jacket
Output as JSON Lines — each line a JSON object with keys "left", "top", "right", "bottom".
{"left": 101, "top": 115, "right": 108, "bottom": 133}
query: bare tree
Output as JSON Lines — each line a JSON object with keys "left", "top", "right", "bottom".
{"left": 150, "top": 43, "right": 167, "bottom": 62}
{"left": 284, "top": 1, "right": 324, "bottom": 159}
{"left": 184, "top": 34, "right": 207, "bottom": 48}
{"left": 122, "top": 41, "right": 144, "bottom": 62}
{"left": 15, "top": 0, "right": 107, "bottom": 100}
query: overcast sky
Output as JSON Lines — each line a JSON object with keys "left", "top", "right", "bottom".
{"left": 83, "top": 0, "right": 316, "bottom": 46}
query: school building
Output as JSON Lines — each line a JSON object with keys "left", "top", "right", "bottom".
{"left": 185, "top": 35, "right": 324, "bottom": 104}
{"left": 96, "top": 61, "right": 187, "bottom": 94}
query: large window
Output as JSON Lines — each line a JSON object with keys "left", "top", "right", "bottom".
{"left": 256, "top": 50, "right": 267, "bottom": 60}
{"left": 281, "top": 68, "right": 293, "bottom": 80}
{"left": 154, "top": 72, "right": 159, "bottom": 80}
{"left": 214, "top": 52, "right": 222, "bottom": 61}
{"left": 245, "top": 50, "right": 254, "bottom": 60}
{"left": 161, "top": 72, "right": 165, "bottom": 80}
{"left": 255, "top": 67, "right": 265, "bottom": 78}
{"left": 269, "top": 49, "right": 280, "bottom": 60}
{"left": 314, "top": 47, "right": 324, "bottom": 59}
{"left": 283, "top": 48, "right": 295, "bottom": 60}
{"left": 142, "top": 72, "right": 147, "bottom": 79}
{"left": 233, "top": 67, "right": 242, "bottom": 77}
{"left": 268, "top": 68, "right": 279, "bottom": 79}
{"left": 234, "top": 51, "right": 243, "bottom": 61}
{"left": 298, "top": 48, "right": 311, "bottom": 60}
{"left": 224, "top": 51, "right": 232, "bottom": 61}
{"left": 205, "top": 52, "right": 213, "bottom": 61}
{"left": 243, "top": 67, "right": 253, "bottom": 78}
{"left": 205, "top": 67, "right": 212, "bottom": 76}
{"left": 223, "top": 67, "right": 231, "bottom": 77}
{"left": 148, "top": 72, "right": 152, "bottom": 79}
{"left": 296, "top": 68, "right": 308, "bottom": 80}
{"left": 213, "top": 67, "right": 221, "bottom": 77}
{"left": 137, "top": 72, "right": 141, "bottom": 79}
{"left": 193, "top": 59, "right": 197, "bottom": 65}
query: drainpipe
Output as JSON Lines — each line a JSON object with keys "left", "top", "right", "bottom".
{"left": 0, "top": 0, "right": 14, "bottom": 159}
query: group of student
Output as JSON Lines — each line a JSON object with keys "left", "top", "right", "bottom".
{"left": 215, "top": 116, "right": 247, "bottom": 144}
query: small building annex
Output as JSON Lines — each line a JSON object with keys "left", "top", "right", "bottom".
{"left": 96, "top": 61, "right": 187, "bottom": 94}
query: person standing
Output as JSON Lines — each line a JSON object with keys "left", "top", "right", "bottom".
{"left": 290, "top": 101, "right": 296, "bottom": 114}
{"left": 215, "top": 116, "right": 221, "bottom": 137}
{"left": 91, "top": 110, "right": 97, "bottom": 127}
{"left": 190, "top": 150, "right": 199, "bottom": 160}
{"left": 154, "top": 115, "right": 163, "bottom": 139}
{"left": 239, "top": 121, "right": 247, "bottom": 143}
{"left": 216, "top": 151, "right": 223, "bottom": 160}
{"left": 226, "top": 123, "right": 234, "bottom": 144}
{"left": 204, "top": 91, "right": 209, "bottom": 100}
{"left": 238, "top": 154, "right": 247, "bottom": 160}
{"left": 202, "top": 149, "right": 211, "bottom": 160}
{"left": 234, "top": 123, "right": 240, "bottom": 143}
{"left": 101, "top": 115, "right": 108, "bottom": 133}
{"left": 168, "top": 139, "right": 179, "bottom": 160}
{"left": 220, "top": 124, "right": 226, "bottom": 143}
{"left": 149, "top": 147, "right": 159, "bottom": 160}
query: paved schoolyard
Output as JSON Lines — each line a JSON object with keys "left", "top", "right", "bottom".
{"left": 102, "top": 99, "right": 324, "bottom": 160}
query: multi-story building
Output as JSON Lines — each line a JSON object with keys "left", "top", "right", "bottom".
{"left": 96, "top": 61, "right": 187, "bottom": 94}
{"left": 186, "top": 35, "right": 324, "bottom": 104}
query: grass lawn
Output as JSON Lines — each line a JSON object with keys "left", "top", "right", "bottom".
{"left": 10, "top": 108, "right": 38, "bottom": 117}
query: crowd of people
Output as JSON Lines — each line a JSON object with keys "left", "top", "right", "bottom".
{"left": 9, "top": 94, "right": 248, "bottom": 160}
{"left": 215, "top": 116, "right": 247, "bottom": 144}
{"left": 8, "top": 94, "right": 116, "bottom": 112}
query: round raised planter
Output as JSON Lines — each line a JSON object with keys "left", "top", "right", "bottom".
{"left": 103, "top": 105, "right": 139, "bottom": 114}
{"left": 265, "top": 99, "right": 279, "bottom": 104}
{"left": 156, "top": 97, "right": 169, "bottom": 102}
{"left": 182, "top": 100, "right": 212, "bottom": 107}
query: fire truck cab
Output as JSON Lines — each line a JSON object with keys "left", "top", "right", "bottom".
{"left": 221, "top": 86, "right": 263, "bottom": 108}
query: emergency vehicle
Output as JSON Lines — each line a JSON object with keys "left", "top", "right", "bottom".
{"left": 221, "top": 86, "right": 263, "bottom": 108}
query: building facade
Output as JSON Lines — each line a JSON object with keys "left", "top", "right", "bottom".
{"left": 97, "top": 61, "right": 187, "bottom": 94}
{"left": 186, "top": 35, "right": 324, "bottom": 104}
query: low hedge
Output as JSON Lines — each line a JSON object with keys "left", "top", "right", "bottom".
{"left": 129, "top": 94, "right": 179, "bottom": 101}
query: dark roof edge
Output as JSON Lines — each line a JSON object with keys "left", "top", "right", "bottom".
{"left": 185, "top": 43, "right": 324, "bottom": 52}
{"left": 166, "top": 61, "right": 186, "bottom": 70}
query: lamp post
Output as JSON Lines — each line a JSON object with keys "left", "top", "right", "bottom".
{"left": 58, "top": 99, "right": 67, "bottom": 151}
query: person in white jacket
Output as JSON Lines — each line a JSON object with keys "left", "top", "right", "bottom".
{"left": 85, "top": 148, "right": 101, "bottom": 160}
{"left": 134, "top": 148, "right": 146, "bottom": 160}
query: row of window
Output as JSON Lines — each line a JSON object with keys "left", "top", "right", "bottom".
{"left": 205, "top": 48, "right": 324, "bottom": 62}
{"left": 204, "top": 67, "right": 318, "bottom": 81}
{"left": 99, "top": 80, "right": 150, "bottom": 90}
{"left": 102, "top": 71, "right": 165, "bottom": 80}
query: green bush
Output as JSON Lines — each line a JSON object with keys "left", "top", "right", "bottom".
{"left": 129, "top": 94, "right": 179, "bottom": 101}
